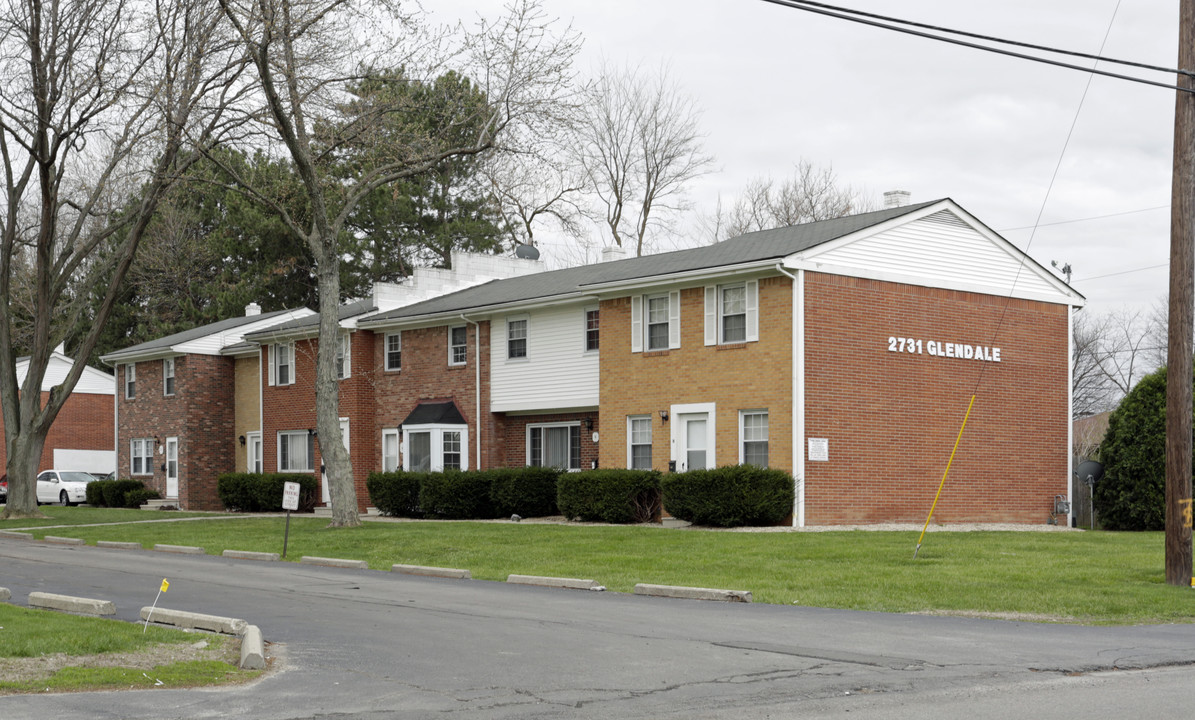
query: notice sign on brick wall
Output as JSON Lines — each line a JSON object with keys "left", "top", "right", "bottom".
{"left": 808, "top": 438, "right": 829, "bottom": 462}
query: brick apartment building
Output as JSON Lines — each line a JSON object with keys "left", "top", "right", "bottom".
{"left": 105, "top": 198, "right": 1083, "bottom": 525}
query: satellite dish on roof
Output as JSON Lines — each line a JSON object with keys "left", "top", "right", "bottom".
{"left": 514, "top": 243, "right": 540, "bottom": 260}
{"left": 1076, "top": 460, "right": 1103, "bottom": 485}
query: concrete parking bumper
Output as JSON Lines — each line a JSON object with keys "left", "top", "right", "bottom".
{"left": 634, "top": 583, "right": 752, "bottom": 603}
{"left": 392, "top": 564, "right": 470, "bottom": 579}
{"left": 29, "top": 591, "right": 116, "bottom": 615}
{"left": 139, "top": 607, "right": 249, "bottom": 636}
{"left": 508, "top": 574, "right": 604, "bottom": 591}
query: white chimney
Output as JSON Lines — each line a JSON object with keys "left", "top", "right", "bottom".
{"left": 883, "top": 190, "right": 911, "bottom": 208}
{"left": 601, "top": 245, "right": 627, "bottom": 263}
{"left": 245, "top": 302, "right": 261, "bottom": 316}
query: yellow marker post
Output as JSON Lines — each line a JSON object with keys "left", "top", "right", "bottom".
{"left": 143, "top": 578, "right": 170, "bottom": 633}
{"left": 914, "top": 395, "right": 976, "bottom": 559}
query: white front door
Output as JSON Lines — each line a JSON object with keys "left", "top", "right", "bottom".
{"left": 246, "top": 432, "right": 262, "bottom": 474}
{"left": 165, "top": 437, "right": 179, "bottom": 498}
{"left": 679, "top": 414, "right": 709, "bottom": 471}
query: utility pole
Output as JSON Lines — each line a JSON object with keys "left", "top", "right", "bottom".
{"left": 1165, "top": 0, "right": 1195, "bottom": 587}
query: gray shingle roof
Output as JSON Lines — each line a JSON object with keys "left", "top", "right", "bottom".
{"left": 243, "top": 298, "right": 376, "bottom": 341}
{"left": 101, "top": 309, "right": 297, "bottom": 361}
{"left": 360, "top": 200, "right": 942, "bottom": 325}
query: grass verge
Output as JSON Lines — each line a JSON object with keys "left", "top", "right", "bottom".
{"left": 5, "top": 509, "right": 1194, "bottom": 624}
{"left": 0, "top": 604, "right": 260, "bottom": 694}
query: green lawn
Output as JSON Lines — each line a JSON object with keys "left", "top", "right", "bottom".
{"left": 0, "top": 507, "right": 216, "bottom": 528}
{"left": 4, "top": 509, "right": 1192, "bottom": 624}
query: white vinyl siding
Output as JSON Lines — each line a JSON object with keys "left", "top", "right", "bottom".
{"left": 491, "top": 305, "right": 600, "bottom": 412}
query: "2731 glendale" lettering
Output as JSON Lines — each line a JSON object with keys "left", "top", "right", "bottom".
{"left": 887, "top": 336, "right": 1001, "bottom": 362}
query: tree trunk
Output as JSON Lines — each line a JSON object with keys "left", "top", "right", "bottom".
{"left": 314, "top": 250, "right": 360, "bottom": 528}
{"left": 2, "top": 423, "right": 48, "bottom": 519}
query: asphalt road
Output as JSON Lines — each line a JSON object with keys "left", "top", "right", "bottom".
{"left": 1, "top": 537, "right": 1194, "bottom": 719}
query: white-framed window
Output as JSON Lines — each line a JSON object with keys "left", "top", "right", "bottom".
{"left": 628, "top": 416, "right": 652, "bottom": 470}
{"left": 740, "top": 410, "right": 769, "bottom": 467}
{"left": 335, "top": 332, "right": 351, "bottom": 380}
{"left": 584, "top": 308, "right": 599, "bottom": 352}
{"left": 402, "top": 425, "right": 469, "bottom": 472}
{"left": 125, "top": 364, "right": 136, "bottom": 399}
{"left": 278, "top": 430, "right": 315, "bottom": 472}
{"left": 507, "top": 316, "right": 528, "bottom": 359}
{"left": 630, "top": 291, "right": 680, "bottom": 352}
{"left": 130, "top": 438, "right": 153, "bottom": 475}
{"left": 449, "top": 325, "right": 468, "bottom": 366}
{"left": 381, "top": 429, "right": 400, "bottom": 472}
{"left": 163, "top": 357, "right": 175, "bottom": 396}
{"left": 705, "top": 280, "right": 759, "bottom": 346}
{"left": 527, "top": 422, "right": 581, "bottom": 470}
{"left": 385, "top": 332, "right": 402, "bottom": 371}
{"left": 269, "top": 342, "right": 294, "bottom": 386}
{"left": 246, "top": 431, "right": 263, "bottom": 474}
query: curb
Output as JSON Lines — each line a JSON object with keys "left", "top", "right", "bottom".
{"left": 153, "top": 543, "right": 205, "bottom": 555}
{"left": 391, "top": 564, "right": 471, "bottom": 580}
{"left": 43, "top": 535, "right": 85, "bottom": 546}
{"left": 97, "top": 541, "right": 143, "bottom": 550}
{"left": 0, "top": 531, "right": 33, "bottom": 540}
{"left": 140, "top": 606, "right": 248, "bottom": 636}
{"left": 507, "top": 574, "right": 604, "bottom": 591}
{"left": 0, "top": 587, "right": 10, "bottom": 601}
{"left": 239, "top": 625, "right": 266, "bottom": 670}
{"left": 300, "top": 556, "right": 368, "bottom": 569}
{"left": 633, "top": 583, "right": 752, "bottom": 603}
{"left": 30, "top": 591, "right": 116, "bottom": 615}
{"left": 223, "top": 550, "right": 280, "bottom": 562}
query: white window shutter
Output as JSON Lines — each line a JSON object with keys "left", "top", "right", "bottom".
{"left": 267, "top": 344, "right": 275, "bottom": 386}
{"left": 630, "top": 295, "right": 643, "bottom": 353}
{"left": 746, "top": 279, "right": 759, "bottom": 342}
{"left": 704, "top": 286, "right": 717, "bottom": 346}
{"left": 668, "top": 290, "right": 681, "bottom": 349}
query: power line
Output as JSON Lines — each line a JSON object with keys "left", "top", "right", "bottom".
{"left": 1000, "top": 205, "right": 1170, "bottom": 232}
{"left": 1078, "top": 262, "right": 1168, "bottom": 282}
{"left": 758, "top": 0, "right": 1195, "bottom": 94}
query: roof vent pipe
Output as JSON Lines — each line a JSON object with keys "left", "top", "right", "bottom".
{"left": 883, "top": 190, "right": 911, "bottom": 208}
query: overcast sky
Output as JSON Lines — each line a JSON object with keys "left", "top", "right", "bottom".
{"left": 433, "top": 0, "right": 1180, "bottom": 316}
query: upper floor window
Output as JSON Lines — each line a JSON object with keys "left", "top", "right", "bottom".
{"left": 705, "top": 280, "right": 759, "bottom": 346}
{"left": 507, "top": 317, "right": 528, "bottom": 359}
{"left": 585, "top": 309, "right": 599, "bottom": 352}
{"left": 740, "top": 410, "right": 769, "bottom": 467}
{"left": 163, "top": 358, "right": 175, "bottom": 396}
{"left": 125, "top": 364, "right": 136, "bottom": 399}
{"left": 335, "top": 333, "right": 351, "bottom": 380}
{"left": 631, "top": 291, "right": 679, "bottom": 353}
{"left": 385, "top": 332, "right": 401, "bottom": 371}
{"left": 449, "top": 325, "right": 468, "bottom": 366}
{"left": 270, "top": 342, "right": 294, "bottom": 386}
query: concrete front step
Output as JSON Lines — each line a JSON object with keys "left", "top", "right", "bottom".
{"left": 140, "top": 498, "right": 180, "bottom": 510}
{"left": 313, "top": 506, "right": 379, "bottom": 517}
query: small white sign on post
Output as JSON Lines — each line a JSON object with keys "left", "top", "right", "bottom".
{"left": 282, "top": 481, "right": 301, "bottom": 511}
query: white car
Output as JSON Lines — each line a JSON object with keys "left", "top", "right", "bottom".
{"left": 36, "top": 470, "right": 95, "bottom": 506}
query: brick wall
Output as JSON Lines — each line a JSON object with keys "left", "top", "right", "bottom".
{"left": 802, "top": 272, "right": 1068, "bottom": 524}
{"left": 116, "top": 359, "right": 185, "bottom": 498}
{"left": 0, "top": 391, "right": 114, "bottom": 472}
{"left": 598, "top": 276, "right": 794, "bottom": 475}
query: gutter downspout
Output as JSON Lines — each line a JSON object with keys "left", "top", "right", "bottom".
{"left": 775, "top": 264, "right": 804, "bottom": 527}
{"left": 461, "top": 314, "right": 482, "bottom": 471}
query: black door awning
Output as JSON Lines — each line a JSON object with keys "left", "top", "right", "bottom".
{"left": 401, "top": 401, "right": 467, "bottom": 427}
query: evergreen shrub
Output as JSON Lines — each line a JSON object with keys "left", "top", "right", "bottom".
{"left": 662, "top": 465, "right": 794, "bottom": 527}
{"left": 556, "top": 469, "right": 661, "bottom": 524}
{"left": 217, "top": 473, "right": 317, "bottom": 512}
{"left": 419, "top": 470, "right": 498, "bottom": 520}
{"left": 366, "top": 471, "right": 425, "bottom": 518}
{"left": 489, "top": 466, "right": 561, "bottom": 517}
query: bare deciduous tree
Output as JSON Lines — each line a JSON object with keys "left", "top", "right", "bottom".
{"left": 578, "top": 63, "right": 713, "bottom": 257}
{"left": 214, "top": 0, "right": 580, "bottom": 526}
{"left": 1071, "top": 306, "right": 1163, "bottom": 419}
{"left": 704, "top": 161, "right": 873, "bottom": 243}
{"left": 0, "top": 0, "right": 242, "bottom": 518}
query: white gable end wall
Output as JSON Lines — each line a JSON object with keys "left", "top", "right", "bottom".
{"left": 490, "top": 304, "right": 599, "bottom": 413}
{"left": 788, "top": 207, "right": 1080, "bottom": 306}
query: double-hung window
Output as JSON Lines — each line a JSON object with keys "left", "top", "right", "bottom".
{"left": 278, "top": 430, "right": 314, "bottom": 472}
{"left": 527, "top": 423, "right": 581, "bottom": 470}
{"left": 646, "top": 296, "right": 669, "bottom": 350}
{"left": 381, "top": 429, "right": 400, "bottom": 472}
{"left": 125, "top": 364, "right": 136, "bottom": 399}
{"left": 630, "top": 291, "right": 679, "bottom": 352}
{"left": 130, "top": 438, "right": 152, "bottom": 475}
{"left": 507, "top": 317, "right": 528, "bottom": 359}
{"left": 585, "top": 309, "right": 599, "bottom": 352}
{"left": 385, "top": 332, "right": 401, "bottom": 371}
{"left": 449, "top": 326, "right": 468, "bottom": 366}
{"left": 740, "top": 410, "right": 769, "bottom": 466}
{"left": 335, "top": 333, "right": 351, "bottom": 380}
{"left": 705, "top": 280, "right": 759, "bottom": 345}
{"left": 628, "top": 416, "right": 652, "bottom": 470}
{"left": 163, "top": 358, "right": 175, "bottom": 396}
{"left": 271, "top": 342, "right": 294, "bottom": 386}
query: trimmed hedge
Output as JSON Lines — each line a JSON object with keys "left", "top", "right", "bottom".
{"left": 86, "top": 479, "right": 159, "bottom": 508}
{"left": 217, "top": 473, "right": 318, "bottom": 512}
{"left": 662, "top": 465, "right": 794, "bottom": 527}
{"left": 489, "top": 466, "right": 561, "bottom": 517}
{"left": 419, "top": 470, "right": 499, "bottom": 520}
{"left": 366, "top": 471, "right": 426, "bottom": 518}
{"left": 557, "top": 469, "right": 661, "bottom": 524}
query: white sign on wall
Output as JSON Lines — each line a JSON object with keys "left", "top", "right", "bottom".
{"left": 887, "top": 336, "right": 1001, "bottom": 362}
{"left": 808, "top": 438, "right": 829, "bottom": 462}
